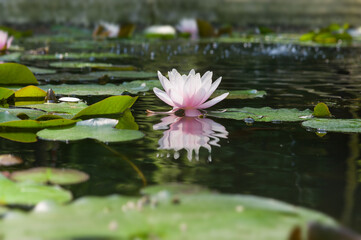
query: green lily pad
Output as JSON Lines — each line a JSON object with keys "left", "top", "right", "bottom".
{"left": 0, "top": 107, "right": 48, "bottom": 120}
{"left": 0, "top": 52, "right": 21, "bottom": 62}
{"left": 27, "top": 67, "right": 57, "bottom": 75}
{"left": 72, "top": 95, "right": 137, "bottom": 120}
{"left": 49, "top": 62, "right": 112, "bottom": 69}
{"left": 11, "top": 167, "right": 89, "bottom": 185}
{"left": 0, "top": 88, "right": 14, "bottom": 101}
{"left": 15, "top": 85, "right": 46, "bottom": 98}
{"left": 212, "top": 89, "right": 266, "bottom": 99}
{"left": 89, "top": 71, "right": 157, "bottom": 80}
{"left": 0, "top": 63, "right": 38, "bottom": 85}
{"left": 21, "top": 52, "right": 129, "bottom": 61}
{"left": 36, "top": 73, "right": 99, "bottom": 83}
{"left": 0, "top": 174, "right": 71, "bottom": 205}
{"left": 0, "top": 132, "right": 37, "bottom": 143}
{"left": 15, "top": 80, "right": 160, "bottom": 96}
{"left": 115, "top": 109, "right": 139, "bottom": 130}
{"left": 210, "top": 107, "right": 313, "bottom": 122}
{"left": 0, "top": 118, "right": 77, "bottom": 130}
{"left": 37, "top": 118, "right": 144, "bottom": 142}
{"left": 302, "top": 119, "right": 361, "bottom": 133}
{"left": 24, "top": 102, "right": 88, "bottom": 116}
{"left": 0, "top": 184, "right": 336, "bottom": 239}
{"left": 313, "top": 102, "right": 331, "bottom": 117}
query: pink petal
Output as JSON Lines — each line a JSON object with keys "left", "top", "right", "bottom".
{"left": 153, "top": 87, "right": 176, "bottom": 107}
{"left": 157, "top": 71, "right": 171, "bottom": 93}
{"left": 6, "top": 36, "right": 13, "bottom": 49}
{"left": 198, "top": 92, "right": 229, "bottom": 109}
{"left": 198, "top": 77, "right": 222, "bottom": 105}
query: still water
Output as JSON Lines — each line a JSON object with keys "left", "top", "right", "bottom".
{"left": 3, "top": 39, "right": 361, "bottom": 232}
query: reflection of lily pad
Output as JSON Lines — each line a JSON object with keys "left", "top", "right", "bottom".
{"left": 0, "top": 184, "right": 336, "bottom": 239}
{"left": 90, "top": 71, "right": 157, "bottom": 80}
{"left": 0, "top": 132, "right": 37, "bottom": 143}
{"left": 302, "top": 119, "right": 361, "bottom": 133}
{"left": 212, "top": 89, "right": 266, "bottom": 99}
{"left": 37, "top": 119, "right": 144, "bottom": 142}
{"left": 210, "top": 107, "right": 313, "bottom": 122}
{"left": 22, "top": 52, "right": 129, "bottom": 61}
{"left": 11, "top": 167, "right": 89, "bottom": 185}
{"left": 0, "top": 174, "right": 72, "bottom": 205}
{"left": 49, "top": 62, "right": 112, "bottom": 69}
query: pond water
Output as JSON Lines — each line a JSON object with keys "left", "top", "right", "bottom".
{"left": 2, "top": 37, "right": 361, "bottom": 232}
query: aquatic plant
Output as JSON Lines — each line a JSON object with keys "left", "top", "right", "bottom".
{"left": 153, "top": 69, "right": 229, "bottom": 117}
{"left": 0, "top": 30, "right": 13, "bottom": 51}
{"left": 176, "top": 18, "right": 198, "bottom": 39}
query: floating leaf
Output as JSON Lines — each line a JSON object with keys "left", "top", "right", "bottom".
{"left": 0, "top": 63, "right": 38, "bottom": 85}
{"left": 24, "top": 102, "right": 88, "bottom": 116}
{"left": 0, "top": 132, "right": 37, "bottom": 143}
{"left": 115, "top": 109, "right": 139, "bottom": 130}
{"left": 0, "top": 118, "right": 77, "bottom": 130}
{"left": 72, "top": 95, "right": 137, "bottom": 120}
{"left": 302, "top": 119, "right": 361, "bottom": 133}
{"left": 313, "top": 102, "right": 331, "bottom": 117}
{"left": 0, "top": 107, "right": 47, "bottom": 120}
{"left": 27, "top": 67, "right": 56, "bottom": 75}
{"left": 37, "top": 118, "right": 144, "bottom": 142}
{"left": 0, "top": 174, "right": 71, "bottom": 205}
{"left": 49, "top": 62, "right": 112, "bottom": 69}
{"left": 22, "top": 52, "right": 129, "bottom": 61}
{"left": 35, "top": 73, "right": 98, "bottom": 83}
{"left": 0, "top": 184, "right": 336, "bottom": 239}
{"left": 0, "top": 88, "right": 14, "bottom": 101}
{"left": 11, "top": 167, "right": 89, "bottom": 185}
{"left": 0, "top": 52, "right": 21, "bottom": 62}
{"left": 212, "top": 89, "right": 266, "bottom": 99}
{"left": 15, "top": 85, "right": 46, "bottom": 98}
{"left": 0, "top": 154, "right": 22, "bottom": 166}
{"left": 89, "top": 71, "right": 157, "bottom": 80}
{"left": 210, "top": 107, "right": 313, "bottom": 122}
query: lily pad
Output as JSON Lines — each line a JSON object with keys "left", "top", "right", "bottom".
{"left": 0, "top": 118, "right": 77, "bottom": 130}
{"left": 11, "top": 167, "right": 89, "bottom": 185}
{"left": 89, "top": 71, "right": 157, "bottom": 80}
{"left": 212, "top": 89, "right": 266, "bottom": 99}
{"left": 0, "top": 132, "right": 37, "bottom": 143}
{"left": 0, "top": 184, "right": 336, "bottom": 240}
{"left": 37, "top": 118, "right": 144, "bottom": 142}
{"left": 21, "top": 52, "right": 129, "bottom": 61}
{"left": 302, "top": 119, "right": 361, "bottom": 133}
{"left": 0, "top": 174, "right": 71, "bottom": 205}
{"left": 72, "top": 95, "right": 137, "bottom": 120}
{"left": 0, "top": 52, "right": 21, "bottom": 62}
{"left": 0, "top": 88, "right": 14, "bottom": 101}
{"left": 15, "top": 80, "right": 160, "bottom": 96}
{"left": 24, "top": 102, "right": 88, "bottom": 116}
{"left": 15, "top": 85, "right": 46, "bottom": 98}
{"left": 36, "top": 73, "right": 99, "bottom": 83}
{"left": 0, "top": 107, "right": 48, "bottom": 120}
{"left": 27, "top": 67, "right": 57, "bottom": 75}
{"left": 49, "top": 62, "right": 112, "bottom": 69}
{"left": 210, "top": 107, "right": 313, "bottom": 122}
{"left": 313, "top": 102, "right": 331, "bottom": 117}
{"left": 0, "top": 63, "right": 38, "bottom": 85}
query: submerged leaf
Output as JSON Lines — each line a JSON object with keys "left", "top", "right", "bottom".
{"left": 11, "top": 167, "right": 89, "bottom": 185}
{"left": 0, "top": 174, "right": 72, "bottom": 205}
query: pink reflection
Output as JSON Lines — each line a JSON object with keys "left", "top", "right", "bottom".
{"left": 154, "top": 115, "right": 228, "bottom": 161}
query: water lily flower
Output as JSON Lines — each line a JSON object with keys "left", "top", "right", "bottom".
{"left": 0, "top": 30, "right": 13, "bottom": 51}
{"left": 176, "top": 18, "right": 198, "bottom": 39}
{"left": 154, "top": 115, "right": 228, "bottom": 161}
{"left": 153, "top": 69, "right": 229, "bottom": 117}
{"left": 93, "top": 21, "right": 120, "bottom": 39}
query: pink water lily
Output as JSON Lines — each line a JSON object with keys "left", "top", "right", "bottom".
{"left": 0, "top": 30, "right": 13, "bottom": 51}
{"left": 153, "top": 69, "right": 229, "bottom": 117}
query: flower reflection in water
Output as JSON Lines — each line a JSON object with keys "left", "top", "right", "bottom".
{"left": 154, "top": 114, "right": 228, "bottom": 161}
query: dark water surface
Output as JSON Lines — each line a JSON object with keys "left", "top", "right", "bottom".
{"left": 3, "top": 39, "right": 361, "bottom": 232}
